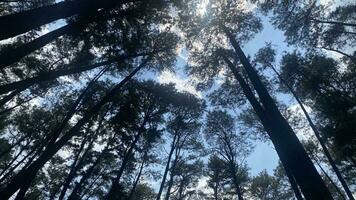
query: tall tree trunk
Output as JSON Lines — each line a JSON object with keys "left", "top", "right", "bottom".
{"left": 282, "top": 163, "right": 304, "bottom": 200}
{"left": 228, "top": 161, "right": 244, "bottom": 200}
{"left": 68, "top": 131, "right": 118, "bottom": 200}
{"left": 156, "top": 134, "right": 178, "bottom": 200}
{"left": 313, "top": 19, "right": 356, "bottom": 27}
{"left": 164, "top": 168, "right": 176, "bottom": 200}
{"left": 0, "top": 8, "right": 135, "bottom": 69}
{"left": 0, "top": 96, "right": 34, "bottom": 115}
{"left": 0, "top": 89, "right": 21, "bottom": 107}
{"left": 164, "top": 135, "right": 183, "bottom": 200}
{"left": 127, "top": 159, "right": 145, "bottom": 200}
{"left": 0, "top": 23, "right": 81, "bottom": 69}
{"left": 67, "top": 152, "right": 104, "bottom": 200}
{"left": 0, "top": 59, "right": 148, "bottom": 199}
{"left": 79, "top": 172, "right": 103, "bottom": 199}
{"left": 314, "top": 158, "right": 346, "bottom": 200}
{"left": 270, "top": 66, "right": 355, "bottom": 200}
{"left": 320, "top": 46, "right": 356, "bottom": 64}
{"left": 220, "top": 36, "right": 332, "bottom": 200}
{"left": 0, "top": 51, "right": 149, "bottom": 95}
{"left": 105, "top": 118, "right": 147, "bottom": 200}
{"left": 0, "top": 0, "right": 132, "bottom": 40}
{"left": 0, "top": 146, "right": 26, "bottom": 177}
{"left": 57, "top": 134, "right": 93, "bottom": 200}
{"left": 177, "top": 180, "right": 185, "bottom": 200}
{"left": 213, "top": 183, "right": 218, "bottom": 200}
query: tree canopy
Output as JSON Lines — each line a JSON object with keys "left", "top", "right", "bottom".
{"left": 0, "top": 0, "right": 355, "bottom": 199}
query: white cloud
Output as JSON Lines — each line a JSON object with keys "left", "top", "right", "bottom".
{"left": 157, "top": 70, "right": 202, "bottom": 97}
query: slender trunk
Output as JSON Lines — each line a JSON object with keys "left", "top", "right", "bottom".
{"left": 0, "top": 96, "right": 34, "bottom": 115}
{"left": 79, "top": 172, "right": 103, "bottom": 199}
{"left": 156, "top": 134, "right": 178, "bottom": 200}
{"left": 220, "top": 37, "right": 332, "bottom": 200}
{"left": 0, "top": 141, "right": 43, "bottom": 183}
{"left": 348, "top": 156, "right": 356, "bottom": 169}
{"left": 0, "top": 51, "right": 149, "bottom": 95}
{"left": 271, "top": 66, "right": 355, "bottom": 200}
{"left": 164, "top": 170, "right": 175, "bottom": 200}
{"left": 0, "top": 59, "right": 148, "bottom": 199}
{"left": 0, "top": 9, "right": 135, "bottom": 69}
{"left": 105, "top": 122, "right": 146, "bottom": 200}
{"left": 0, "top": 23, "right": 81, "bottom": 69}
{"left": 282, "top": 164, "right": 304, "bottom": 200}
{"left": 0, "top": 0, "right": 131, "bottom": 40}
{"left": 177, "top": 181, "right": 184, "bottom": 199}
{"left": 57, "top": 135, "right": 89, "bottom": 200}
{"left": 57, "top": 121, "right": 101, "bottom": 200}
{"left": 315, "top": 159, "right": 346, "bottom": 200}
{"left": 313, "top": 19, "right": 356, "bottom": 27}
{"left": 0, "top": 147, "right": 26, "bottom": 177}
{"left": 67, "top": 153, "right": 103, "bottom": 200}
{"left": 0, "top": 132, "right": 51, "bottom": 183}
{"left": 68, "top": 132, "right": 118, "bottom": 200}
{"left": 228, "top": 161, "right": 244, "bottom": 200}
{"left": 0, "top": 89, "right": 21, "bottom": 107}
{"left": 127, "top": 159, "right": 145, "bottom": 200}
{"left": 214, "top": 183, "right": 218, "bottom": 200}
{"left": 320, "top": 46, "right": 356, "bottom": 64}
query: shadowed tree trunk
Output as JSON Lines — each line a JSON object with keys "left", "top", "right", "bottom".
{"left": 228, "top": 161, "right": 244, "bottom": 200}
{"left": 105, "top": 117, "right": 148, "bottom": 200}
{"left": 58, "top": 130, "right": 98, "bottom": 200}
{"left": 313, "top": 19, "right": 356, "bottom": 27}
{"left": 0, "top": 51, "right": 151, "bottom": 96}
{"left": 283, "top": 164, "right": 304, "bottom": 200}
{"left": 314, "top": 158, "right": 346, "bottom": 200}
{"left": 0, "top": 8, "right": 136, "bottom": 69}
{"left": 164, "top": 158, "right": 177, "bottom": 200}
{"left": 156, "top": 133, "right": 178, "bottom": 200}
{"left": 67, "top": 150, "right": 105, "bottom": 200}
{"left": 0, "top": 0, "right": 132, "bottom": 40}
{"left": 127, "top": 158, "right": 145, "bottom": 200}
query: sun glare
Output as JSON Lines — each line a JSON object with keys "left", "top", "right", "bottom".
{"left": 197, "top": 0, "right": 209, "bottom": 16}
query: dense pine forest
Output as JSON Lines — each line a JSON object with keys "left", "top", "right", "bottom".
{"left": 0, "top": 0, "right": 355, "bottom": 199}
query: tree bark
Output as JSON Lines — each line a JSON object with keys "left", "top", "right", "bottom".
{"left": 315, "top": 158, "right": 346, "bottom": 200}
{"left": 0, "top": 8, "right": 136, "bottom": 69}
{"left": 164, "top": 166, "right": 176, "bottom": 200}
{"left": 127, "top": 159, "right": 145, "bottom": 200}
{"left": 0, "top": 89, "right": 21, "bottom": 108}
{"left": 220, "top": 35, "right": 333, "bottom": 200}
{"left": 227, "top": 160, "right": 244, "bottom": 200}
{"left": 156, "top": 133, "right": 178, "bottom": 200}
{"left": 213, "top": 183, "right": 218, "bottom": 200}
{"left": 67, "top": 152, "right": 104, "bottom": 200}
{"left": 0, "top": 0, "right": 132, "bottom": 40}
{"left": 282, "top": 164, "right": 304, "bottom": 200}
{"left": 0, "top": 23, "right": 82, "bottom": 69}
{"left": 313, "top": 19, "right": 356, "bottom": 28}
{"left": 0, "top": 51, "right": 149, "bottom": 95}
{"left": 57, "top": 134, "right": 93, "bottom": 200}
{"left": 320, "top": 46, "right": 356, "bottom": 64}
{"left": 105, "top": 118, "right": 147, "bottom": 200}
{"left": 0, "top": 58, "right": 148, "bottom": 199}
